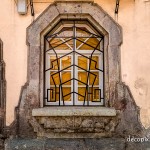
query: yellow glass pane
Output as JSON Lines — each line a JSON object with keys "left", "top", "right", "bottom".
{"left": 90, "top": 56, "right": 99, "bottom": 70}
{"left": 77, "top": 37, "right": 100, "bottom": 50}
{"left": 90, "top": 87, "right": 100, "bottom": 102}
{"left": 78, "top": 87, "right": 87, "bottom": 101}
{"left": 49, "top": 88, "right": 59, "bottom": 102}
{"left": 50, "top": 38, "right": 72, "bottom": 50}
{"left": 50, "top": 56, "right": 60, "bottom": 70}
{"left": 77, "top": 38, "right": 93, "bottom": 50}
{"left": 50, "top": 38, "right": 61, "bottom": 46}
{"left": 89, "top": 72, "right": 99, "bottom": 85}
{"left": 76, "top": 38, "right": 86, "bottom": 49}
{"left": 62, "top": 56, "right": 71, "bottom": 70}
{"left": 86, "top": 38, "right": 100, "bottom": 49}
{"left": 78, "top": 56, "right": 87, "bottom": 70}
{"left": 78, "top": 72, "right": 87, "bottom": 85}
{"left": 62, "top": 72, "right": 71, "bottom": 85}
{"left": 50, "top": 72, "right": 60, "bottom": 85}
{"left": 78, "top": 87, "right": 100, "bottom": 102}
{"left": 62, "top": 87, "right": 71, "bottom": 101}
{"left": 66, "top": 39, "right": 73, "bottom": 48}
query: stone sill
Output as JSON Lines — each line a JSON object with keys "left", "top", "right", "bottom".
{"left": 32, "top": 107, "right": 116, "bottom": 117}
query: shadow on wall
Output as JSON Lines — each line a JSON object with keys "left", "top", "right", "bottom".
{"left": 0, "top": 39, "right": 6, "bottom": 149}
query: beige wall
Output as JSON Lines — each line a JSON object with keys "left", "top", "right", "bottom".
{"left": 0, "top": 0, "right": 150, "bottom": 128}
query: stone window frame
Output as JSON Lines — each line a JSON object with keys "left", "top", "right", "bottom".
{"left": 26, "top": 1, "right": 122, "bottom": 109}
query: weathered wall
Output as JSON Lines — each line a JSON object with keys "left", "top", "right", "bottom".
{"left": 0, "top": 0, "right": 150, "bottom": 129}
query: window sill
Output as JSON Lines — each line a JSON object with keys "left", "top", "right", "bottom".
{"left": 32, "top": 107, "right": 116, "bottom": 117}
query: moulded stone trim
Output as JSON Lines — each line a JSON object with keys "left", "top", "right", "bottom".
{"left": 27, "top": 4, "right": 59, "bottom": 45}
{"left": 54, "top": 2, "right": 122, "bottom": 46}
{"left": 27, "top": 2, "right": 122, "bottom": 46}
{"left": 32, "top": 115, "right": 118, "bottom": 138}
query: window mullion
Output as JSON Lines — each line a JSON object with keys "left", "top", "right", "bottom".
{"left": 73, "top": 22, "right": 76, "bottom": 105}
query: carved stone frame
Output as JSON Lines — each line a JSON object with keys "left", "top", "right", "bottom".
{"left": 26, "top": 1, "right": 122, "bottom": 108}
{"left": 14, "top": 1, "right": 128, "bottom": 138}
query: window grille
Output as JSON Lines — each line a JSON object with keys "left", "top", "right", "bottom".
{"left": 44, "top": 20, "right": 104, "bottom": 106}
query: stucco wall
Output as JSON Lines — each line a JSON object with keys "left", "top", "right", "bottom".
{"left": 0, "top": 0, "right": 150, "bottom": 128}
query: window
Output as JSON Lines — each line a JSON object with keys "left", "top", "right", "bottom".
{"left": 44, "top": 20, "right": 104, "bottom": 106}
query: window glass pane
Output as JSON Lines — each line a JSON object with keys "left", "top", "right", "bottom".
{"left": 76, "top": 38, "right": 100, "bottom": 50}
{"left": 49, "top": 38, "right": 72, "bottom": 50}
{"left": 77, "top": 38, "right": 93, "bottom": 50}
{"left": 78, "top": 56, "right": 87, "bottom": 70}
{"left": 49, "top": 38, "right": 62, "bottom": 47}
{"left": 62, "top": 56, "right": 71, "bottom": 70}
{"left": 78, "top": 72, "right": 87, "bottom": 85}
{"left": 62, "top": 87, "right": 71, "bottom": 101}
{"left": 89, "top": 72, "right": 99, "bottom": 85}
{"left": 49, "top": 87, "right": 59, "bottom": 102}
{"left": 50, "top": 56, "right": 60, "bottom": 70}
{"left": 62, "top": 72, "right": 71, "bottom": 85}
{"left": 66, "top": 39, "right": 73, "bottom": 49}
{"left": 90, "top": 56, "right": 99, "bottom": 70}
{"left": 78, "top": 87, "right": 87, "bottom": 101}
{"left": 90, "top": 87, "right": 101, "bottom": 102}
{"left": 50, "top": 72, "right": 60, "bottom": 85}
{"left": 76, "top": 38, "right": 86, "bottom": 49}
{"left": 86, "top": 38, "right": 100, "bottom": 49}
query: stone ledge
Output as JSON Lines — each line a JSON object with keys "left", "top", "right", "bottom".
{"left": 32, "top": 107, "right": 116, "bottom": 117}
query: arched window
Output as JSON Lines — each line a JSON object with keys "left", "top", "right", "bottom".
{"left": 44, "top": 20, "right": 104, "bottom": 106}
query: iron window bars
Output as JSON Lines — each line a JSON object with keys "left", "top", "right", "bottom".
{"left": 44, "top": 20, "right": 104, "bottom": 106}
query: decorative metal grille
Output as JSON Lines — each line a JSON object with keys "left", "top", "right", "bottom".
{"left": 44, "top": 20, "right": 104, "bottom": 106}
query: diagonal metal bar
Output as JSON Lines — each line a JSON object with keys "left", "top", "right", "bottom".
{"left": 84, "top": 39, "right": 102, "bottom": 105}
{"left": 77, "top": 35, "right": 93, "bottom": 50}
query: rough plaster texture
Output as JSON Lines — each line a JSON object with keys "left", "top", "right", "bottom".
{"left": 114, "top": 83, "right": 143, "bottom": 137}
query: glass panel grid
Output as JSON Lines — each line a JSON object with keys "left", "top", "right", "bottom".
{"left": 44, "top": 20, "right": 104, "bottom": 106}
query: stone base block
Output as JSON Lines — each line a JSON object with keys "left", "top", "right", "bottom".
{"left": 32, "top": 116, "right": 118, "bottom": 138}
{"left": 31, "top": 107, "right": 118, "bottom": 138}
{"left": 5, "top": 138, "right": 125, "bottom": 150}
